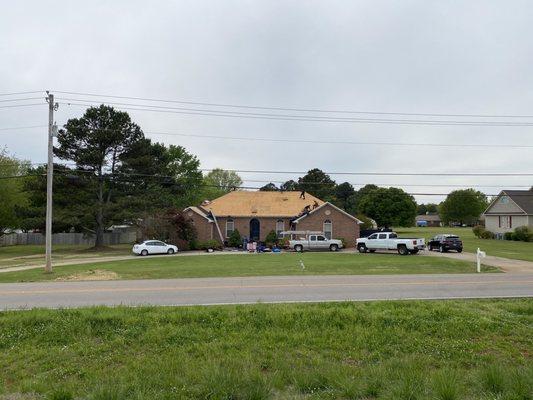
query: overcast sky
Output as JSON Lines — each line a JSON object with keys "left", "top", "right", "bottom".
{"left": 1, "top": 0, "right": 532, "bottom": 203}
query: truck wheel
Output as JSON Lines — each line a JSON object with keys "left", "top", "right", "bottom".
{"left": 294, "top": 245, "right": 303, "bottom": 253}
{"left": 357, "top": 244, "right": 368, "bottom": 253}
{"left": 329, "top": 244, "right": 339, "bottom": 252}
{"left": 439, "top": 245, "right": 446, "bottom": 253}
{"left": 397, "top": 245, "right": 409, "bottom": 255}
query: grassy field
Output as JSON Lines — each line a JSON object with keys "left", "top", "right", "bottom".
{"left": 0, "top": 244, "right": 130, "bottom": 269}
{"left": 398, "top": 226, "right": 533, "bottom": 262}
{"left": 0, "top": 299, "right": 531, "bottom": 399}
{"left": 0, "top": 252, "right": 495, "bottom": 283}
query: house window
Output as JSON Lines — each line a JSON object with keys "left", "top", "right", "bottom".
{"left": 226, "top": 219, "right": 234, "bottom": 237}
{"left": 500, "top": 196, "right": 509, "bottom": 204}
{"left": 499, "top": 216, "right": 512, "bottom": 229}
{"left": 323, "top": 219, "right": 332, "bottom": 239}
{"left": 276, "top": 219, "right": 284, "bottom": 236}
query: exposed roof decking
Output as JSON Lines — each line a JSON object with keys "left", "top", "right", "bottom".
{"left": 202, "top": 191, "right": 325, "bottom": 218}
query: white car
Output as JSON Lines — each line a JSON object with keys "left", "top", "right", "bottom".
{"left": 132, "top": 240, "right": 178, "bottom": 256}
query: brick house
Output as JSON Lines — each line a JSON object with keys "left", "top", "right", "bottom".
{"left": 184, "top": 191, "right": 362, "bottom": 247}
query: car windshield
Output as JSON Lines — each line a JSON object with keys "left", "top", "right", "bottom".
{"left": 446, "top": 236, "right": 460, "bottom": 240}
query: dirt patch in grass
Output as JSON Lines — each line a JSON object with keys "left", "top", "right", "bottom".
{"left": 55, "top": 269, "right": 119, "bottom": 281}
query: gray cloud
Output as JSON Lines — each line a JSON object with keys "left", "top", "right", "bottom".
{"left": 1, "top": 0, "right": 532, "bottom": 203}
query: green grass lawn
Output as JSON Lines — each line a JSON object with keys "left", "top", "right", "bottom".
{"left": 0, "top": 252, "right": 495, "bottom": 283}
{"left": 0, "top": 299, "right": 531, "bottom": 399}
{"left": 0, "top": 244, "right": 131, "bottom": 269}
{"left": 398, "top": 226, "right": 533, "bottom": 262}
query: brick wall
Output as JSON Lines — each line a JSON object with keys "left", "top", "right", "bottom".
{"left": 185, "top": 211, "right": 214, "bottom": 243}
{"left": 295, "top": 204, "right": 360, "bottom": 247}
{"left": 216, "top": 217, "right": 289, "bottom": 241}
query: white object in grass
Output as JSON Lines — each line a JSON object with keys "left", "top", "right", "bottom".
{"left": 476, "top": 248, "right": 486, "bottom": 273}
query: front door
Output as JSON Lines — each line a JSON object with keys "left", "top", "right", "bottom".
{"left": 249, "top": 218, "right": 260, "bottom": 241}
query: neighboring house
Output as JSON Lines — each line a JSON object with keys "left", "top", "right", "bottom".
{"left": 184, "top": 191, "right": 362, "bottom": 247}
{"left": 415, "top": 214, "right": 441, "bottom": 227}
{"left": 483, "top": 190, "right": 533, "bottom": 233}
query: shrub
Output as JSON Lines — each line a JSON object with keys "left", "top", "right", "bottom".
{"left": 480, "top": 230, "right": 495, "bottom": 239}
{"left": 504, "top": 232, "right": 514, "bottom": 241}
{"left": 511, "top": 226, "right": 532, "bottom": 242}
{"left": 264, "top": 230, "right": 278, "bottom": 247}
{"left": 228, "top": 229, "right": 242, "bottom": 247}
{"left": 198, "top": 240, "right": 223, "bottom": 251}
{"left": 473, "top": 225, "right": 495, "bottom": 239}
{"left": 472, "top": 225, "right": 484, "bottom": 238}
{"left": 336, "top": 237, "right": 347, "bottom": 248}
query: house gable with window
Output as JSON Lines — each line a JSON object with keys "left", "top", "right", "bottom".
{"left": 183, "top": 191, "right": 362, "bottom": 247}
{"left": 483, "top": 190, "right": 533, "bottom": 233}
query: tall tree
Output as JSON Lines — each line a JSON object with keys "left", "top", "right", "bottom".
{"left": 358, "top": 187, "right": 417, "bottom": 227}
{"left": 298, "top": 168, "right": 336, "bottom": 201}
{"left": 54, "top": 105, "right": 145, "bottom": 248}
{"left": 259, "top": 182, "right": 278, "bottom": 191}
{"left": 334, "top": 182, "right": 355, "bottom": 210}
{"left": 280, "top": 180, "right": 298, "bottom": 191}
{"left": 417, "top": 203, "right": 438, "bottom": 215}
{"left": 440, "top": 189, "right": 488, "bottom": 225}
{"left": 202, "top": 168, "right": 243, "bottom": 199}
{"left": 0, "top": 149, "right": 29, "bottom": 234}
{"left": 348, "top": 184, "right": 379, "bottom": 215}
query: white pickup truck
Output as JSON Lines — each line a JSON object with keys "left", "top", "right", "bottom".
{"left": 356, "top": 232, "right": 425, "bottom": 255}
{"left": 289, "top": 233, "right": 343, "bottom": 252}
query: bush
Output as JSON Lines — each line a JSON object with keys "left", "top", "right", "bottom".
{"left": 228, "top": 229, "right": 242, "bottom": 247}
{"left": 480, "top": 230, "right": 495, "bottom": 239}
{"left": 265, "top": 230, "right": 279, "bottom": 247}
{"left": 198, "top": 240, "right": 223, "bottom": 251}
{"left": 336, "top": 237, "right": 347, "bottom": 248}
{"left": 472, "top": 225, "right": 484, "bottom": 238}
{"left": 503, "top": 232, "right": 514, "bottom": 241}
{"left": 511, "top": 226, "right": 532, "bottom": 242}
{"left": 473, "top": 225, "right": 494, "bottom": 239}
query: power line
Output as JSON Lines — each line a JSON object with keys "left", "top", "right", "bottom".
{"left": 0, "top": 103, "right": 46, "bottom": 110}
{"left": 53, "top": 90, "right": 533, "bottom": 119}
{"left": 0, "top": 90, "right": 44, "bottom": 97}
{"left": 243, "top": 179, "right": 532, "bottom": 188}
{"left": 60, "top": 101, "right": 533, "bottom": 127}
{"left": 0, "top": 125, "right": 47, "bottom": 131}
{"left": 145, "top": 131, "right": 533, "bottom": 149}
{"left": 200, "top": 169, "right": 533, "bottom": 177}
{"left": 0, "top": 97, "right": 44, "bottom": 103}
{"left": 2, "top": 173, "right": 529, "bottom": 197}
{"left": 5, "top": 124, "right": 532, "bottom": 149}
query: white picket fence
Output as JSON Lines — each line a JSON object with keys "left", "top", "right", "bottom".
{"left": 0, "top": 231, "right": 137, "bottom": 247}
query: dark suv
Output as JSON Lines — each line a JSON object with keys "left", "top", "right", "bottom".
{"left": 428, "top": 234, "right": 463, "bottom": 253}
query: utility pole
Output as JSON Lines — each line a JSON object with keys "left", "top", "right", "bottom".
{"left": 45, "top": 92, "right": 58, "bottom": 273}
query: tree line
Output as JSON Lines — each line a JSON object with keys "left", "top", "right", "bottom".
{"left": 0, "top": 105, "right": 499, "bottom": 247}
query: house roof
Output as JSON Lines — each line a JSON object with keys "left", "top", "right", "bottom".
{"left": 292, "top": 201, "right": 363, "bottom": 224}
{"left": 484, "top": 190, "right": 533, "bottom": 215}
{"left": 200, "top": 190, "right": 325, "bottom": 217}
{"left": 503, "top": 190, "right": 533, "bottom": 214}
{"left": 415, "top": 214, "right": 441, "bottom": 222}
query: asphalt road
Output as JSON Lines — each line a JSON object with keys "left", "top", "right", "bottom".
{"left": 1, "top": 273, "right": 532, "bottom": 310}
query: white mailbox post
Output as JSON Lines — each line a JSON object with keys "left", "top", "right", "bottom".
{"left": 476, "top": 248, "right": 486, "bottom": 273}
